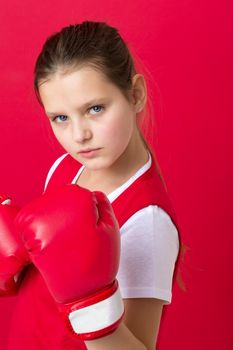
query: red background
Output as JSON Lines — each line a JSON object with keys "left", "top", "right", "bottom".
{"left": 0, "top": 0, "right": 232, "bottom": 349}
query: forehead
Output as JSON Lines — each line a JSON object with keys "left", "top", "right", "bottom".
{"left": 38, "top": 66, "right": 125, "bottom": 110}
{"left": 39, "top": 67, "right": 114, "bottom": 95}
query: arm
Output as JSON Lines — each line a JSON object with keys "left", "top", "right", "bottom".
{"left": 84, "top": 204, "right": 179, "bottom": 349}
{"left": 84, "top": 297, "right": 165, "bottom": 350}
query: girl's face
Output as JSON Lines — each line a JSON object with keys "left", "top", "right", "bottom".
{"left": 39, "top": 67, "right": 142, "bottom": 171}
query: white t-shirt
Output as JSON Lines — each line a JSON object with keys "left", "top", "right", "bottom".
{"left": 44, "top": 152, "right": 180, "bottom": 305}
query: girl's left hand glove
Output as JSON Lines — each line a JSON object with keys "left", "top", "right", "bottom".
{"left": 0, "top": 194, "right": 30, "bottom": 296}
{"left": 15, "top": 184, "right": 124, "bottom": 340}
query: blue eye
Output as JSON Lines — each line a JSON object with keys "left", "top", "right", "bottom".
{"left": 52, "top": 115, "right": 67, "bottom": 123}
{"left": 89, "top": 105, "right": 104, "bottom": 115}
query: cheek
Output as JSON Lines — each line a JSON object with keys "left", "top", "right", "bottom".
{"left": 50, "top": 125, "right": 70, "bottom": 147}
{"left": 50, "top": 125, "right": 61, "bottom": 142}
{"left": 101, "top": 112, "right": 134, "bottom": 145}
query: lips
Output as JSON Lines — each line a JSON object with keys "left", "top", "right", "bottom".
{"left": 78, "top": 148, "right": 100, "bottom": 153}
{"left": 77, "top": 148, "right": 101, "bottom": 158}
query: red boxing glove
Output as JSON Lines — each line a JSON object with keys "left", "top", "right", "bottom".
{"left": 15, "top": 184, "right": 124, "bottom": 340}
{"left": 0, "top": 194, "right": 30, "bottom": 296}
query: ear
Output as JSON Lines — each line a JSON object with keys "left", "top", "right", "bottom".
{"left": 131, "top": 74, "right": 147, "bottom": 113}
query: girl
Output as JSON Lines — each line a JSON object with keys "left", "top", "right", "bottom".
{"left": 1, "top": 21, "right": 184, "bottom": 349}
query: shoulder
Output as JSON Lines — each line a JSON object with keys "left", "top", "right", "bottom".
{"left": 121, "top": 205, "right": 179, "bottom": 244}
{"left": 119, "top": 205, "right": 180, "bottom": 267}
{"left": 44, "top": 153, "right": 69, "bottom": 192}
{"left": 117, "top": 204, "right": 180, "bottom": 303}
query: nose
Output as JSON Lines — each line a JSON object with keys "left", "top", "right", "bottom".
{"left": 71, "top": 119, "right": 92, "bottom": 143}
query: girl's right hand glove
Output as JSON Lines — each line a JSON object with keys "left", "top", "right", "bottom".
{"left": 0, "top": 194, "right": 30, "bottom": 296}
{"left": 15, "top": 184, "right": 125, "bottom": 340}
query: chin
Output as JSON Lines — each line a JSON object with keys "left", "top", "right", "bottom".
{"left": 88, "top": 159, "right": 115, "bottom": 171}
{"left": 71, "top": 151, "right": 116, "bottom": 170}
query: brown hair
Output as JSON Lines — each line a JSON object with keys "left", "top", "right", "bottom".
{"left": 34, "top": 20, "right": 187, "bottom": 291}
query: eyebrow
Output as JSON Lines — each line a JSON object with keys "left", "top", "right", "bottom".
{"left": 46, "top": 98, "right": 109, "bottom": 116}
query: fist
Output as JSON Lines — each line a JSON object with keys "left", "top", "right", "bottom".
{"left": 15, "top": 184, "right": 121, "bottom": 303}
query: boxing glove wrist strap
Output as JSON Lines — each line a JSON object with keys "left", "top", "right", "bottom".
{"left": 58, "top": 280, "right": 125, "bottom": 340}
